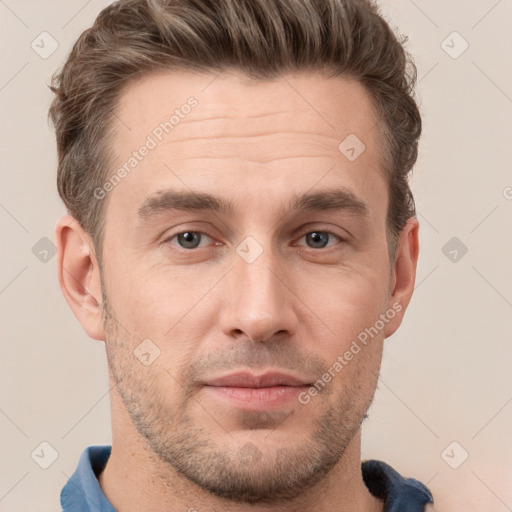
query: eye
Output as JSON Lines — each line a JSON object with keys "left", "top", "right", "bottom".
{"left": 296, "top": 230, "right": 342, "bottom": 249}
{"left": 166, "top": 231, "right": 214, "bottom": 250}
{"left": 165, "top": 229, "right": 343, "bottom": 251}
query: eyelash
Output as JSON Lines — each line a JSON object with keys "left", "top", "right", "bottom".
{"left": 164, "top": 229, "right": 344, "bottom": 251}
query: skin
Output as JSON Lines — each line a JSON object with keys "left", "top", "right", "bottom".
{"left": 56, "top": 69, "right": 419, "bottom": 512}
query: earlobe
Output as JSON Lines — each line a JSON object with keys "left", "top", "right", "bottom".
{"left": 383, "top": 217, "right": 420, "bottom": 338}
{"left": 55, "top": 214, "right": 105, "bottom": 341}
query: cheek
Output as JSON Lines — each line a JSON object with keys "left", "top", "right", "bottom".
{"left": 293, "top": 266, "right": 388, "bottom": 398}
{"left": 300, "top": 266, "right": 389, "bottom": 342}
{"left": 104, "top": 261, "right": 224, "bottom": 366}
{"left": 105, "top": 256, "right": 182, "bottom": 318}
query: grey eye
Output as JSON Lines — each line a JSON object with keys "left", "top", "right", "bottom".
{"left": 304, "top": 231, "right": 336, "bottom": 249}
{"left": 176, "top": 231, "right": 203, "bottom": 249}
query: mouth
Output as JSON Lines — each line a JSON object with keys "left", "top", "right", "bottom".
{"left": 201, "top": 371, "right": 313, "bottom": 411}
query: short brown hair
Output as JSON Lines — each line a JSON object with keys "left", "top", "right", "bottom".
{"left": 49, "top": 0, "right": 421, "bottom": 262}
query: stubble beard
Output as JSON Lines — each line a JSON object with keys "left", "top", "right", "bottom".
{"left": 102, "top": 295, "right": 377, "bottom": 504}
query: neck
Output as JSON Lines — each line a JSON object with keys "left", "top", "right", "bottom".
{"left": 99, "top": 385, "right": 383, "bottom": 512}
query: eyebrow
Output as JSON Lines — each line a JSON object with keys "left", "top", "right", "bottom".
{"left": 136, "top": 187, "right": 369, "bottom": 219}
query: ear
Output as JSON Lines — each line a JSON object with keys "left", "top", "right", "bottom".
{"left": 383, "top": 216, "right": 420, "bottom": 338}
{"left": 55, "top": 214, "right": 105, "bottom": 341}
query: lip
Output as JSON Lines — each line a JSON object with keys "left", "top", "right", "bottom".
{"left": 201, "top": 371, "right": 312, "bottom": 411}
{"left": 203, "top": 371, "right": 311, "bottom": 388}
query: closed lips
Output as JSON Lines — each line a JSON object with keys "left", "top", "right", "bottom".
{"left": 202, "top": 372, "right": 312, "bottom": 388}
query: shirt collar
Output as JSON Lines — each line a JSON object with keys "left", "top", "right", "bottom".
{"left": 61, "top": 446, "right": 433, "bottom": 511}
{"left": 60, "top": 445, "right": 116, "bottom": 512}
{"left": 362, "top": 459, "right": 433, "bottom": 511}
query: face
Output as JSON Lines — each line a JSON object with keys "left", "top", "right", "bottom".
{"left": 94, "top": 70, "right": 407, "bottom": 502}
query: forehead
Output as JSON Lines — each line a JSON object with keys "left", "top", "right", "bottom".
{"left": 114, "top": 69, "right": 381, "bottom": 148}
{"left": 105, "top": 69, "right": 387, "bottom": 222}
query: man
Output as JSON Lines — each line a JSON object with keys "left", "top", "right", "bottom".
{"left": 51, "top": 0, "right": 433, "bottom": 510}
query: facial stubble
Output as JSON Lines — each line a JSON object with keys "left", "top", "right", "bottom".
{"left": 101, "top": 293, "right": 379, "bottom": 504}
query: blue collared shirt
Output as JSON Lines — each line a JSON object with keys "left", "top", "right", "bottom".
{"left": 61, "top": 445, "right": 433, "bottom": 511}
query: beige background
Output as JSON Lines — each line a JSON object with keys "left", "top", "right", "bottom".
{"left": 1, "top": 1, "right": 511, "bottom": 510}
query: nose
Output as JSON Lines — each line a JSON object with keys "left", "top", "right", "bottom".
{"left": 218, "top": 240, "right": 298, "bottom": 343}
